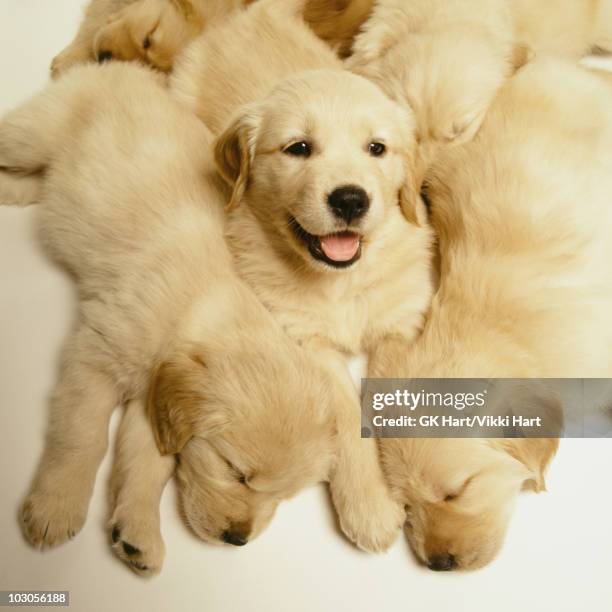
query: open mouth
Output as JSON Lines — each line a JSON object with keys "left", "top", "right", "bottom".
{"left": 289, "top": 217, "right": 362, "bottom": 269}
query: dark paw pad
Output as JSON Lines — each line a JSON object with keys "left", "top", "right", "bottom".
{"left": 129, "top": 560, "right": 149, "bottom": 572}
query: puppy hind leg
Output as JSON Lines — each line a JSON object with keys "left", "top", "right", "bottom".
{"left": 20, "top": 327, "right": 119, "bottom": 549}
{"left": 108, "top": 398, "right": 174, "bottom": 577}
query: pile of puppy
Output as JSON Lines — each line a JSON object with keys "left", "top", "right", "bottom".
{"left": 2, "top": 0, "right": 612, "bottom": 576}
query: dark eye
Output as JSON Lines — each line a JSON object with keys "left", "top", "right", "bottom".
{"left": 444, "top": 493, "right": 458, "bottom": 502}
{"left": 143, "top": 35, "right": 151, "bottom": 50}
{"left": 368, "top": 142, "right": 386, "bottom": 157}
{"left": 225, "top": 459, "right": 247, "bottom": 484}
{"left": 420, "top": 186, "right": 431, "bottom": 210}
{"left": 284, "top": 141, "right": 312, "bottom": 157}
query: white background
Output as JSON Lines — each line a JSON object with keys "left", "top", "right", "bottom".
{"left": 0, "top": 2, "right": 611, "bottom": 611}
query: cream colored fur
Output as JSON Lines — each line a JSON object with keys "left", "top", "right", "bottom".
{"left": 50, "top": 0, "right": 244, "bottom": 77}
{"left": 180, "top": 1, "right": 434, "bottom": 552}
{"left": 50, "top": 0, "right": 377, "bottom": 78}
{"left": 170, "top": 0, "right": 343, "bottom": 134}
{"left": 348, "top": 0, "right": 612, "bottom": 151}
{"left": 369, "top": 60, "right": 612, "bottom": 570}
{"left": 0, "top": 63, "right": 339, "bottom": 575}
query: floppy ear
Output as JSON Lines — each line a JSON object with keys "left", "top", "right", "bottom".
{"left": 399, "top": 181, "right": 421, "bottom": 226}
{"left": 147, "top": 351, "right": 210, "bottom": 455}
{"left": 213, "top": 106, "right": 260, "bottom": 209}
{"left": 494, "top": 438, "right": 559, "bottom": 492}
{"left": 399, "top": 147, "right": 430, "bottom": 226}
{"left": 511, "top": 43, "right": 534, "bottom": 73}
{"left": 171, "top": 0, "right": 197, "bottom": 20}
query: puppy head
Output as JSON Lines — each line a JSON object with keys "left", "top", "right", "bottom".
{"left": 353, "top": 27, "right": 530, "bottom": 147}
{"left": 382, "top": 437, "right": 557, "bottom": 570}
{"left": 93, "top": 0, "right": 208, "bottom": 71}
{"left": 214, "top": 69, "right": 421, "bottom": 271}
{"left": 148, "top": 343, "right": 335, "bottom": 546}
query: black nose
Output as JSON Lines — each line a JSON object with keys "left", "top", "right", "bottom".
{"left": 427, "top": 554, "right": 457, "bottom": 571}
{"left": 327, "top": 185, "right": 370, "bottom": 224}
{"left": 222, "top": 529, "right": 248, "bottom": 547}
{"left": 97, "top": 50, "right": 113, "bottom": 63}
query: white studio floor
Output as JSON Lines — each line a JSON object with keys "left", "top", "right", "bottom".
{"left": 0, "top": 3, "right": 611, "bottom": 611}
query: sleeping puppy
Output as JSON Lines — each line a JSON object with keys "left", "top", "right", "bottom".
{"left": 0, "top": 63, "right": 337, "bottom": 575}
{"left": 51, "top": 0, "right": 375, "bottom": 78}
{"left": 50, "top": 0, "right": 244, "bottom": 78}
{"left": 347, "top": 0, "right": 612, "bottom": 153}
{"left": 369, "top": 59, "right": 612, "bottom": 570}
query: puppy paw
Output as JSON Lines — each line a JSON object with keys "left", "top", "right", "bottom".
{"left": 50, "top": 46, "right": 91, "bottom": 79}
{"left": 336, "top": 491, "right": 404, "bottom": 553}
{"left": 20, "top": 488, "right": 88, "bottom": 549}
{"left": 109, "top": 508, "right": 164, "bottom": 577}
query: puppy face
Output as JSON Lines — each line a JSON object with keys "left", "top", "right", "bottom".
{"left": 148, "top": 345, "right": 335, "bottom": 546}
{"left": 93, "top": 0, "right": 204, "bottom": 71}
{"left": 382, "top": 438, "right": 557, "bottom": 570}
{"left": 215, "top": 70, "right": 420, "bottom": 271}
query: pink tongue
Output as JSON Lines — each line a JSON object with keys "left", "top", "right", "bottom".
{"left": 320, "top": 232, "right": 360, "bottom": 262}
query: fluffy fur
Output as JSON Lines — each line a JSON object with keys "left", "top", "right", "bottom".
{"left": 369, "top": 60, "right": 612, "bottom": 570}
{"left": 0, "top": 63, "right": 338, "bottom": 575}
{"left": 50, "top": 0, "right": 244, "bottom": 77}
{"left": 190, "top": 0, "right": 434, "bottom": 552}
{"left": 347, "top": 0, "right": 612, "bottom": 153}
{"left": 169, "top": 0, "right": 344, "bottom": 134}
{"left": 347, "top": 0, "right": 521, "bottom": 150}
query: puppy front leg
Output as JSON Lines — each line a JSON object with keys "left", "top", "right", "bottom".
{"left": 318, "top": 347, "right": 403, "bottom": 552}
{"left": 20, "top": 328, "right": 118, "bottom": 548}
{"left": 367, "top": 333, "right": 413, "bottom": 379}
{"left": 109, "top": 398, "right": 174, "bottom": 577}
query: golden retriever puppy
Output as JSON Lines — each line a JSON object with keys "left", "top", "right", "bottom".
{"left": 50, "top": 0, "right": 244, "bottom": 78}
{"left": 0, "top": 63, "right": 337, "bottom": 575}
{"left": 369, "top": 59, "right": 612, "bottom": 570}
